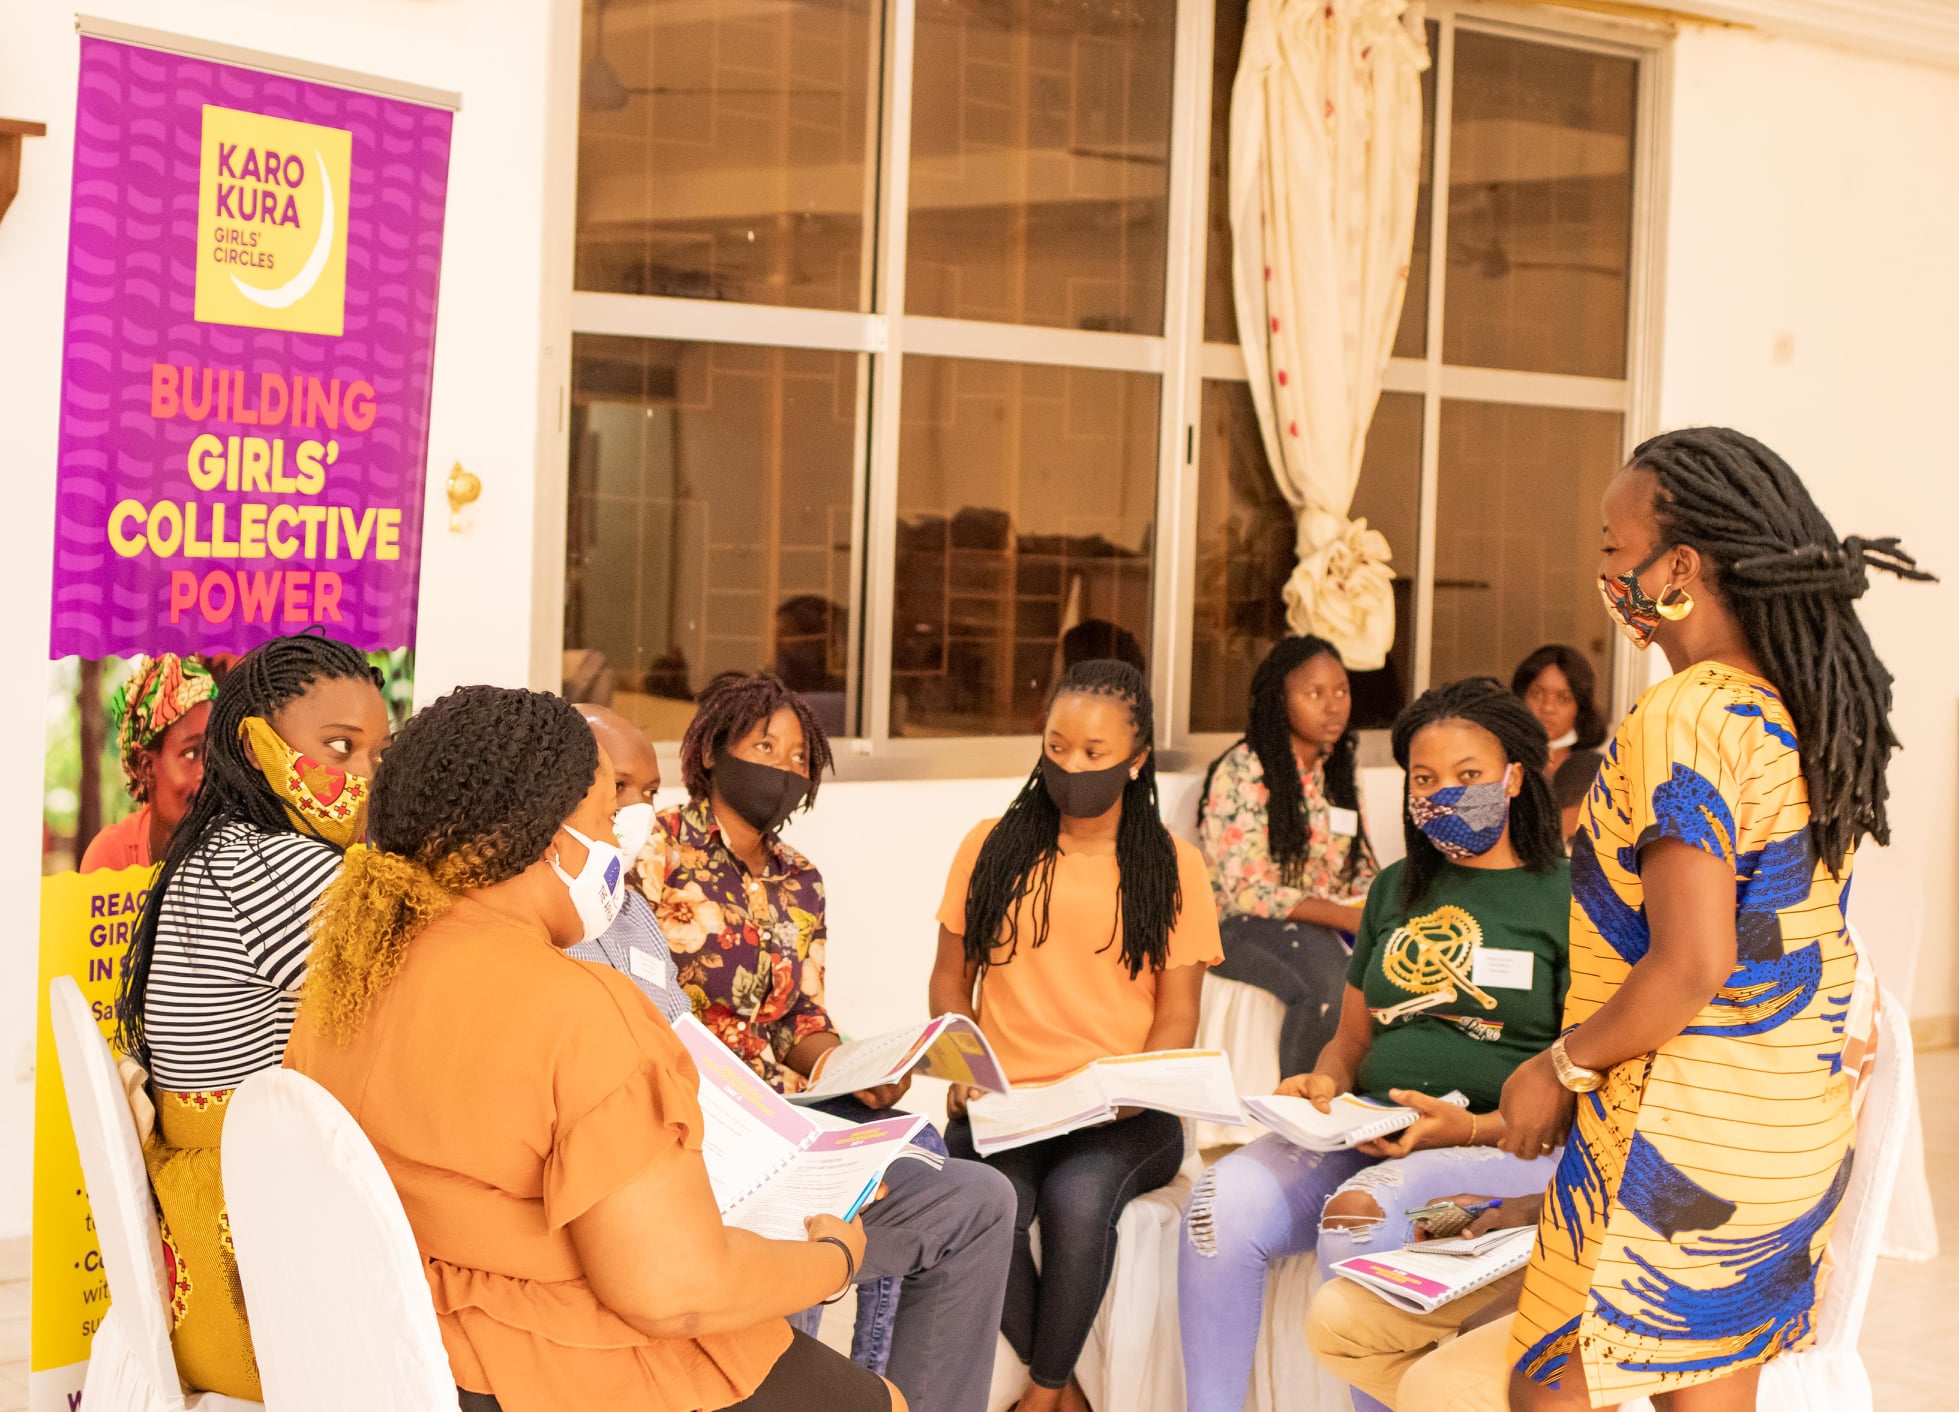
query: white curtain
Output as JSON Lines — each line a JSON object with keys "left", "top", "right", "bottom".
{"left": 1230, "top": 0, "right": 1428, "bottom": 670}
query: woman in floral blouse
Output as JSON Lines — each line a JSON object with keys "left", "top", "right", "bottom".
{"left": 1197, "top": 635, "right": 1377, "bottom": 1075}
{"left": 639, "top": 670, "right": 1014, "bottom": 1412}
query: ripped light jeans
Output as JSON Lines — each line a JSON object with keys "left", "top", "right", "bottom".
{"left": 1177, "top": 1134, "right": 1559, "bottom": 1412}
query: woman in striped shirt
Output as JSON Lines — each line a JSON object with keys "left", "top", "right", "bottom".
{"left": 116, "top": 631, "right": 390, "bottom": 1399}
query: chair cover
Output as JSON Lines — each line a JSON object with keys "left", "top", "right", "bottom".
{"left": 49, "top": 977, "right": 263, "bottom": 1412}
{"left": 1195, "top": 974, "right": 1286, "bottom": 1150}
{"left": 222, "top": 1069, "right": 456, "bottom": 1412}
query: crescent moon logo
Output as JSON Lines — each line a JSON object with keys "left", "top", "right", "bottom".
{"left": 231, "top": 149, "right": 336, "bottom": 309}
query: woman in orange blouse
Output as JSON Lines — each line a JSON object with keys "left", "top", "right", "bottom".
{"left": 930, "top": 660, "right": 1222, "bottom": 1412}
{"left": 286, "top": 685, "right": 902, "bottom": 1412}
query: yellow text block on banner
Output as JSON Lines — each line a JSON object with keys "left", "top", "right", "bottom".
{"left": 31, "top": 866, "right": 155, "bottom": 1385}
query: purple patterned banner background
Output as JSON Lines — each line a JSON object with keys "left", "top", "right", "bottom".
{"left": 50, "top": 37, "right": 452, "bottom": 658}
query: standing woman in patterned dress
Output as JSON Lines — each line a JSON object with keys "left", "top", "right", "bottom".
{"left": 1500, "top": 427, "right": 1932, "bottom": 1409}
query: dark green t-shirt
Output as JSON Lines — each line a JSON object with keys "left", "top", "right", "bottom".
{"left": 1346, "top": 857, "right": 1571, "bottom": 1111}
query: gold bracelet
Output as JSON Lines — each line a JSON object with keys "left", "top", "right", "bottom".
{"left": 1467, "top": 1111, "right": 1481, "bottom": 1146}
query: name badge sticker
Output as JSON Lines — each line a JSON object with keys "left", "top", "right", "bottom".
{"left": 628, "top": 947, "right": 671, "bottom": 990}
{"left": 1327, "top": 807, "right": 1359, "bottom": 838}
{"left": 1469, "top": 948, "right": 1535, "bottom": 991}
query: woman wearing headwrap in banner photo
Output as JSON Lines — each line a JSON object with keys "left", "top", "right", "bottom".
{"left": 79, "top": 654, "right": 219, "bottom": 873}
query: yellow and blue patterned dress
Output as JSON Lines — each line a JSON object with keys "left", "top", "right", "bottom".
{"left": 1510, "top": 662, "right": 1859, "bottom": 1404}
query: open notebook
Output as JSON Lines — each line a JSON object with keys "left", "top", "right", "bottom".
{"left": 1242, "top": 1091, "right": 1467, "bottom": 1152}
{"left": 672, "top": 1016, "right": 930, "bottom": 1240}
{"left": 967, "top": 1050, "right": 1240, "bottom": 1155}
{"left": 792, "top": 1014, "right": 1011, "bottom": 1104}
{"left": 1330, "top": 1225, "right": 1537, "bottom": 1313}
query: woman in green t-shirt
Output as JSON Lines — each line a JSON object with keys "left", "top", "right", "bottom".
{"left": 1179, "top": 678, "right": 1572, "bottom": 1412}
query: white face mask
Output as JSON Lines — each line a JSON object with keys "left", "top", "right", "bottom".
{"left": 1548, "top": 729, "right": 1579, "bottom": 751}
{"left": 550, "top": 825, "right": 626, "bottom": 944}
{"left": 613, "top": 802, "right": 656, "bottom": 864}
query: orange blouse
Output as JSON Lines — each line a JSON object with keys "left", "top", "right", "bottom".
{"left": 285, "top": 896, "right": 789, "bottom": 1412}
{"left": 937, "top": 822, "right": 1223, "bottom": 1083}
{"left": 80, "top": 806, "right": 152, "bottom": 872}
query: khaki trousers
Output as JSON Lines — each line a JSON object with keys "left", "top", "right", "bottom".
{"left": 1304, "top": 1271, "right": 1522, "bottom": 1412}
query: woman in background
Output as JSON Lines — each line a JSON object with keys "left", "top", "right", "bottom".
{"left": 117, "top": 632, "right": 389, "bottom": 1398}
{"left": 1198, "top": 636, "right": 1376, "bottom": 1075}
{"left": 81, "top": 653, "right": 218, "bottom": 871}
{"left": 1510, "top": 645, "right": 1606, "bottom": 780}
{"left": 932, "top": 660, "right": 1221, "bottom": 1412}
{"left": 289, "top": 685, "right": 899, "bottom": 1412}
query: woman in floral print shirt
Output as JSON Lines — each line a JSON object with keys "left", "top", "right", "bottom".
{"left": 1197, "top": 636, "right": 1378, "bottom": 1075}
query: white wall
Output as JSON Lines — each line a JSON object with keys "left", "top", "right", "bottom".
{"left": 1657, "top": 24, "right": 1959, "bottom": 1021}
{"left": 0, "top": 0, "right": 574, "bottom": 1244}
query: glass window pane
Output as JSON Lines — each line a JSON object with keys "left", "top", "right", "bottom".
{"left": 1205, "top": 12, "right": 1435, "bottom": 355}
{"left": 892, "top": 358, "right": 1159, "bottom": 736}
{"left": 1190, "top": 386, "right": 1421, "bottom": 733}
{"left": 574, "top": 0, "right": 878, "bottom": 309}
{"left": 1431, "top": 401, "right": 1621, "bottom": 702}
{"left": 1442, "top": 32, "right": 1637, "bottom": 377}
{"left": 565, "top": 336, "right": 861, "bottom": 742}
{"left": 907, "top": 0, "right": 1175, "bottom": 333}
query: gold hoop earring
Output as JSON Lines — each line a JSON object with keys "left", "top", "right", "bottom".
{"left": 1656, "top": 585, "right": 1694, "bottom": 622}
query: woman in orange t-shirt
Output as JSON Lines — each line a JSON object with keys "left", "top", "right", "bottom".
{"left": 929, "top": 660, "right": 1222, "bottom": 1412}
{"left": 286, "top": 685, "right": 902, "bottom": 1412}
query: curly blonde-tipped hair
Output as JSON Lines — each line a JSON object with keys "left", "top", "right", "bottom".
{"left": 298, "top": 686, "right": 600, "bottom": 1041}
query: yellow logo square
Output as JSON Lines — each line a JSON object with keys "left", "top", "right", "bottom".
{"left": 193, "top": 105, "right": 352, "bottom": 337}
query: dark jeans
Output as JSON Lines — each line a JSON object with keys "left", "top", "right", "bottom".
{"left": 1211, "top": 914, "right": 1351, "bottom": 1077}
{"left": 947, "top": 1107, "right": 1185, "bottom": 1391}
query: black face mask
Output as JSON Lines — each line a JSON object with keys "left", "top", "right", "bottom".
{"left": 1039, "top": 754, "right": 1135, "bottom": 820}
{"left": 713, "top": 753, "right": 811, "bottom": 835}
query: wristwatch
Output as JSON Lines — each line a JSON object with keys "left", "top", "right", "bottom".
{"left": 1550, "top": 1034, "right": 1604, "bottom": 1093}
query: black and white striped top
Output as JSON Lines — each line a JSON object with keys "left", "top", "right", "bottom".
{"left": 143, "top": 819, "right": 342, "bottom": 1092}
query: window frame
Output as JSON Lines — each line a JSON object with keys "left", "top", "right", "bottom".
{"left": 546, "top": 0, "right": 1673, "bottom": 777}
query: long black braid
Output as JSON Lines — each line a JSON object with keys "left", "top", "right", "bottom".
{"left": 1391, "top": 677, "right": 1563, "bottom": 907}
{"left": 962, "top": 660, "right": 1182, "bottom": 978}
{"left": 1631, "top": 427, "right": 1934, "bottom": 871}
{"left": 1199, "top": 635, "right": 1372, "bottom": 889}
{"left": 118, "top": 632, "right": 383, "bottom": 1070}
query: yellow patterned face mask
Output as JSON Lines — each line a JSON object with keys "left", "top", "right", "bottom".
{"left": 240, "top": 715, "right": 370, "bottom": 848}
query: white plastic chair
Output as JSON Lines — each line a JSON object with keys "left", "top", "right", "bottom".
{"left": 222, "top": 1069, "right": 456, "bottom": 1412}
{"left": 47, "top": 975, "right": 263, "bottom": 1412}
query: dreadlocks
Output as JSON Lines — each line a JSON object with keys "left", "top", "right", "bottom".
{"left": 1200, "top": 635, "right": 1371, "bottom": 888}
{"left": 1391, "top": 677, "right": 1563, "bottom": 907}
{"left": 302, "top": 686, "right": 600, "bottom": 1040}
{"left": 680, "top": 670, "right": 835, "bottom": 810}
{"left": 1630, "top": 427, "right": 1934, "bottom": 871}
{"left": 118, "top": 632, "right": 382, "bottom": 1069}
{"left": 962, "top": 659, "right": 1182, "bottom": 979}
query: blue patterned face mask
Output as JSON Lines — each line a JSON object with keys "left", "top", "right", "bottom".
{"left": 1407, "top": 776, "right": 1513, "bottom": 860}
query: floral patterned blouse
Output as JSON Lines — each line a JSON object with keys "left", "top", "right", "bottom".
{"left": 1198, "top": 741, "right": 1377, "bottom": 919}
{"left": 640, "top": 799, "right": 834, "bottom": 1092}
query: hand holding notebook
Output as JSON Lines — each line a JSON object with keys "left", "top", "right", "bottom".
{"left": 966, "top": 1050, "right": 1241, "bottom": 1155}
{"left": 1242, "top": 1090, "right": 1469, "bottom": 1152}
{"left": 794, "top": 1014, "right": 1012, "bottom": 1104}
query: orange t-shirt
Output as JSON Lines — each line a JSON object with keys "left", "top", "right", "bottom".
{"left": 80, "top": 806, "right": 152, "bottom": 873}
{"left": 936, "top": 820, "right": 1222, "bottom": 1083}
{"left": 285, "top": 897, "right": 789, "bottom": 1412}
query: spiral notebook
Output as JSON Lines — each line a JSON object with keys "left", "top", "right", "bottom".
{"left": 672, "top": 1016, "right": 929, "bottom": 1240}
{"left": 966, "top": 1050, "right": 1241, "bottom": 1155}
{"left": 1242, "top": 1090, "right": 1468, "bottom": 1152}
{"left": 1330, "top": 1225, "right": 1536, "bottom": 1313}
{"left": 792, "top": 1014, "right": 1012, "bottom": 1104}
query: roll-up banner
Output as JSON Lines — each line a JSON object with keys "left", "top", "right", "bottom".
{"left": 32, "top": 22, "right": 454, "bottom": 1407}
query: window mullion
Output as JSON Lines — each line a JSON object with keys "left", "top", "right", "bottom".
{"left": 861, "top": 0, "right": 918, "bottom": 749}
{"left": 1413, "top": 12, "right": 1456, "bottom": 699}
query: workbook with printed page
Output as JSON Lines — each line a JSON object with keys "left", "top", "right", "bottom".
{"left": 791, "top": 1014, "right": 1012, "bottom": 1104}
{"left": 967, "top": 1050, "right": 1241, "bottom": 1156}
{"left": 1242, "top": 1090, "right": 1469, "bottom": 1152}
{"left": 672, "top": 1016, "right": 930, "bottom": 1241}
{"left": 1330, "top": 1225, "right": 1537, "bottom": 1314}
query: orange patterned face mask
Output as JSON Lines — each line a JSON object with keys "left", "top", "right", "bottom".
{"left": 239, "top": 715, "right": 370, "bottom": 848}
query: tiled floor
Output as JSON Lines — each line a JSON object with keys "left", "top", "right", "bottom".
{"left": 0, "top": 1049, "right": 1953, "bottom": 1411}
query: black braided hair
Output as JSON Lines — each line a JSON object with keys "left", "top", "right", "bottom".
{"left": 680, "top": 670, "right": 835, "bottom": 815}
{"left": 1510, "top": 643, "right": 1608, "bottom": 752}
{"left": 1629, "top": 427, "right": 1935, "bottom": 871}
{"left": 1200, "top": 635, "right": 1371, "bottom": 888}
{"left": 304, "top": 686, "right": 601, "bottom": 1039}
{"left": 1390, "top": 677, "right": 1562, "bottom": 907}
{"left": 962, "top": 659, "right": 1182, "bottom": 979}
{"left": 118, "top": 632, "right": 384, "bottom": 1070}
